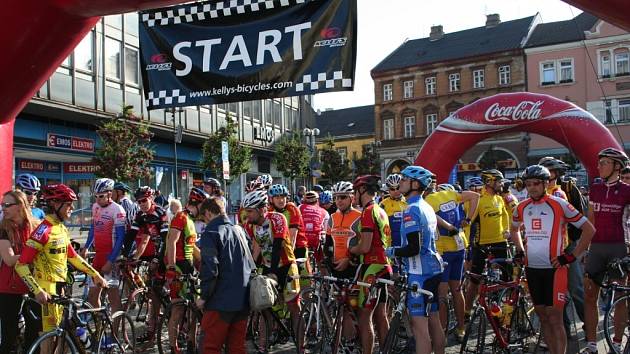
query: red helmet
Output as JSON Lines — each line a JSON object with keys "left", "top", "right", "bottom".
{"left": 353, "top": 175, "right": 381, "bottom": 190}
{"left": 41, "top": 184, "right": 77, "bottom": 202}
{"left": 134, "top": 186, "right": 154, "bottom": 200}
{"left": 188, "top": 187, "right": 210, "bottom": 203}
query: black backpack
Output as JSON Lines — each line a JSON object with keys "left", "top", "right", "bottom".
{"left": 560, "top": 177, "right": 586, "bottom": 241}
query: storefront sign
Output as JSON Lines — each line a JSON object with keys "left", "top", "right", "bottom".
{"left": 64, "top": 162, "right": 100, "bottom": 173}
{"left": 47, "top": 133, "right": 95, "bottom": 152}
{"left": 46, "top": 162, "right": 61, "bottom": 172}
{"left": 458, "top": 163, "right": 481, "bottom": 172}
{"left": 253, "top": 126, "right": 273, "bottom": 143}
{"left": 17, "top": 159, "right": 44, "bottom": 171}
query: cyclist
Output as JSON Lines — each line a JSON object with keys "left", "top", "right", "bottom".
{"left": 583, "top": 148, "right": 630, "bottom": 354}
{"left": 379, "top": 174, "right": 407, "bottom": 248}
{"left": 241, "top": 190, "right": 300, "bottom": 343}
{"left": 385, "top": 166, "right": 445, "bottom": 354}
{"left": 426, "top": 182, "right": 479, "bottom": 341}
{"left": 203, "top": 177, "right": 226, "bottom": 206}
{"left": 511, "top": 165, "right": 595, "bottom": 354}
{"left": 15, "top": 173, "right": 45, "bottom": 220}
{"left": 464, "top": 169, "right": 511, "bottom": 316}
{"left": 15, "top": 184, "right": 106, "bottom": 353}
{"left": 164, "top": 187, "right": 205, "bottom": 353}
{"left": 113, "top": 181, "right": 138, "bottom": 232}
{"left": 299, "top": 191, "right": 328, "bottom": 266}
{"left": 238, "top": 178, "right": 265, "bottom": 226}
{"left": 349, "top": 174, "right": 392, "bottom": 354}
{"left": 256, "top": 174, "right": 274, "bottom": 191}
{"left": 501, "top": 180, "right": 518, "bottom": 217}
{"left": 319, "top": 190, "right": 336, "bottom": 215}
{"left": 510, "top": 176, "right": 529, "bottom": 202}
{"left": 82, "top": 178, "right": 125, "bottom": 314}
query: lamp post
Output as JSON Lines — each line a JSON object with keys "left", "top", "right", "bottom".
{"left": 169, "top": 107, "right": 184, "bottom": 198}
{"left": 303, "top": 127, "right": 320, "bottom": 188}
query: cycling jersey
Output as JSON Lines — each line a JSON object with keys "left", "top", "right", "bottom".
{"left": 298, "top": 203, "right": 328, "bottom": 250}
{"left": 510, "top": 187, "right": 529, "bottom": 203}
{"left": 358, "top": 201, "right": 391, "bottom": 265}
{"left": 379, "top": 196, "right": 407, "bottom": 248}
{"left": 270, "top": 202, "right": 307, "bottom": 249}
{"left": 513, "top": 195, "right": 587, "bottom": 269}
{"left": 502, "top": 193, "right": 518, "bottom": 218}
{"left": 247, "top": 211, "right": 296, "bottom": 268}
{"left": 129, "top": 204, "right": 169, "bottom": 258}
{"left": 168, "top": 211, "right": 197, "bottom": 263}
{"left": 399, "top": 195, "right": 443, "bottom": 276}
{"left": 85, "top": 201, "right": 126, "bottom": 270}
{"left": 588, "top": 180, "right": 630, "bottom": 243}
{"left": 425, "top": 190, "right": 467, "bottom": 253}
{"left": 473, "top": 191, "right": 509, "bottom": 245}
{"left": 325, "top": 208, "right": 362, "bottom": 263}
{"left": 118, "top": 196, "right": 139, "bottom": 231}
{"left": 547, "top": 185, "right": 567, "bottom": 200}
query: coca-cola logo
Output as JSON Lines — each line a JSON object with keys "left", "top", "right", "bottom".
{"left": 484, "top": 100, "right": 544, "bottom": 122}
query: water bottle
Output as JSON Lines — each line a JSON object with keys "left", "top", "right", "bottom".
{"left": 490, "top": 302, "right": 503, "bottom": 318}
{"left": 501, "top": 300, "right": 514, "bottom": 327}
{"left": 76, "top": 327, "right": 91, "bottom": 349}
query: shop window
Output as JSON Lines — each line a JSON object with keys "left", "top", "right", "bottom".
{"left": 258, "top": 156, "right": 271, "bottom": 173}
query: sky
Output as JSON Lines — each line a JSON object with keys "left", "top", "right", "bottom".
{"left": 312, "top": 0, "right": 583, "bottom": 111}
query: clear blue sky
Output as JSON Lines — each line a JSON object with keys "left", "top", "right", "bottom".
{"left": 312, "top": 0, "right": 582, "bottom": 110}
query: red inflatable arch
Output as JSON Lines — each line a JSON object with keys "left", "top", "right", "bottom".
{"left": 415, "top": 93, "right": 623, "bottom": 182}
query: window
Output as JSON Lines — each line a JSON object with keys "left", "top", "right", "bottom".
{"left": 425, "top": 76, "right": 436, "bottom": 95}
{"left": 75, "top": 32, "right": 93, "bottom": 72}
{"left": 449, "top": 73, "right": 460, "bottom": 92}
{"left": 124, "top": 13, "right": 139, "bottom": 36}
{"left": 125, "top": 47, "right": 139, "bottom": 85}
{"left": 601, "top": 53, "right": 611, "bottom": 77}
{"left": 403, "top": 80, "right": 414, "bottom": 99}
{"left": 605, "top": 99, "right": 614, "bottom": 123}
{"left": 272, "top": 100, "right": 281, "bottom": 126}
{"left": 498, "top": 65, "right": 511, "bottom": 85}
{"left": 559, "top": 59, "right": 573, "bottom": 83}
{"left": 426, "top": 114, "right": 437, "bottom": 135}
{"left": 541, "top": 62, "right": 556, "bottom": 85}
{"left": 337, "top": 148, "right": 348, "bottom": 162}
{"left": 105, "top": 15, "right": 123, "bottom": 28}
{"left": 383, "top": 119, "right": 394, "bottom": 140}
{"left": 616, "top": 52, "right": 630, "bottom": 76}
{"left": 404, "top": 116, "right": 415, "bottom": 138}
{"left": 473, "top": 69, "right": 484, "bottom": 89}
{"left": 243, "top": 101, "right": 252, "bottom": 118}
{"left": 252, "top": 100, "right": 262, "bottom": 121}
{"left": 383, "top": 84, "right": 393, "bottom": 101}
{"left": 620, "top": 99, "right": 630, "bottom": 122}
{"left": 105, "top": 37, "right": 121, "bottom": 80}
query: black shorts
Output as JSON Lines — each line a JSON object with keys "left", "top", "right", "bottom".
{"left": 526, "top": 267, "right": 568, "bottom": 308}
{"left": 470, "top": 242, "right": 509, "bottom": 284}
{"left": 585, "top": 243, "right": 628, "bottom": 285}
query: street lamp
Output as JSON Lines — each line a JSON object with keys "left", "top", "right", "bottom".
{"left": 303, "top": 128, "right": 320, "bottom": 187}
{"left": 169, "top": 107, "right": 184, "bottom": 198}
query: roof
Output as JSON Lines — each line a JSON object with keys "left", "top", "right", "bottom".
{"left": 315, "top": 105, "right": 375, "bottom": 139}
{"left": 525, "top": 12, "right": 599, "bottom": 47}
{"left": 372, "top": 16, "right": 536, "bottom": 74}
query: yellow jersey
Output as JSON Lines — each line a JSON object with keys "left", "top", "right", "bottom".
{"left": 425, "top": 190, "right": 468, "bottom": 253}
{"left": 379, "top": 196, "right": 407, "bottom": 247}
{"left": 473, "top": 191, "right": 509, "bottom": 245}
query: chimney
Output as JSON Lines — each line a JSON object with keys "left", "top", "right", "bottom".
{"left": 486, "top": 14, "right": 501, "bottom": 28}
{"left": 429, "top": 25, "right": 444, "bottom": 41}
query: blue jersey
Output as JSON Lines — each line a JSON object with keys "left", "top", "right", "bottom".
{"left": 31, "top": 207, "right": 45, "bottom": 221}
{"left": 399, "top": 195, "right": 443, "bottom": 276}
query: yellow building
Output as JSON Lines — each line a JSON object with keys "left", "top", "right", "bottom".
{"left": 315, "top": 105, "right": 375, "bottom": 185}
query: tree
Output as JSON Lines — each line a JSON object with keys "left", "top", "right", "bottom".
{"left": 353, "top": 144, "right": 380, "bottom": 176}
{"left": 320, "top": 136, "right": 351, "bottom": 183}
{"left": 93, "top": 105, "right": 154, "bottom": 181}
{"left": 274, "top": 131, "right": 311, "bottom": 190}
{"left": 199, "top": 115, "right": 251, "bottom": 184}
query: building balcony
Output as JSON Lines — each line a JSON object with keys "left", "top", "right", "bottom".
{"left": 378, "top": 136, "right": 426, "bottom": 148}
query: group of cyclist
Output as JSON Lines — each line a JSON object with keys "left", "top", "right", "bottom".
{"left": 0, "top": 145, "right": 630, "bottom": 353}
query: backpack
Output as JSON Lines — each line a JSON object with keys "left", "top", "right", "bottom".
{"left": 560, "top": 177, "right": 586, "bottom": 241}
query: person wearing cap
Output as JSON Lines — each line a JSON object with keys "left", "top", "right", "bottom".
{"left": 113, "top": 181, "right": 138, "bottom": 232}
{"left": 298, "top": 191, "right": 328, "bottom": 268}
{"left": 203, "top": 177, "right": 227, "bottom": 206}
{"left": 14, "top": 173, "right": 45, "bottom": 220}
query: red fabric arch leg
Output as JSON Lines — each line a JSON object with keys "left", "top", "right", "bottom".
{"left": 0, "top": 120, "right": 15, "bottom": 196}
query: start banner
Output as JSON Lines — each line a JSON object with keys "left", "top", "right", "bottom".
{"left": 139, "top": 0, "right": 357, "bottom": 110}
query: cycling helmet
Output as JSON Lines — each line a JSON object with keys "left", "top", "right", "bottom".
{"left": 386, "top": 174, "right": 402, "bottom": 189}
{"left": 400, "top": 166, "right": 433, "bottom": 188}
{"left": 256, "top": 174, "right": 273, "bottom": 188}
{"left": 268, "top": 184, "right": 289, "bottom": 197}
{"left": 93, "top": 178, "right": 115, "bottom": 194}
{"left": 353, "top": 175, "right": 381, "bottom": 191}
{"left": 312, "top": 184, "right": 324, "bottom": 193}
{"left": 113, "top": 182, "right": 131, "bottom": 192}
{"left": 303, "top": 191, "right": 319, "bottom": 204}
{"left": 468, "top": 177, "right": 484, "bottom": 188}
{"left": 538, "top": 157, "right": 568, "bottom": 174}
{"left": 481, "top": 169, "right": 504, "bottom": 183}
{"left": 521, "top": 165, "right": 551, "bottom": 181}
{"left": 134, "top": 186, "right": 154, "bottom": 200}
{"left": 241, "top": 190, "right": 269, "bottom": 209}
{"left": 332, "top": 181, "right": 354, "bottom": 195}
{"left": 203, "top": 177, "right": 221, "bottom": 188}
{"left": 245, "top": 179, "right": 263, "bottom": 193}
{"left": 319, "top": 190, "right": 333, "bottom": 205}
{"left": 437, "top": 183, "right": 455, "bottom": 192}
{"left": 598, "top": 147, "right": 629, "bottom": 167}
{"left": 41, "top": 184, "right": 77, "bottom": 202}
{"left": 15, "top": 173, "right": 41, "bottom": 192}
{"left": 188, "top": 187, "right": 210, "bottom": 203}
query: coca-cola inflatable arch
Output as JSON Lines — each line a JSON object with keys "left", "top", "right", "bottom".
{"left": 415, "top": 93, "right": 622, "bottom": 182}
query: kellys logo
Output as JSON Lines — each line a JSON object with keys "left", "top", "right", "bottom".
{"left": 314, "top": 27, "right": 347, "bottom": 48}
{"left": 146, "top": 53, "right": 172, "bottom": 71}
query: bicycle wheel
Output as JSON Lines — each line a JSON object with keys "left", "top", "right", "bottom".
{"left": 27, "top": 329, "right": 80, "bottom": 354}
{"left": 381, "top": 312, "right": 402, "bottom": 354}
{"left": 157, "top": 302, "right": 197, "bottom": 354}
{"left": 508, "top": 296, "right": 539, "bottom": 351}
{"left": 249, "top": 310, "right": 272, "bottom": 352}
{"left": 296, "top": 296, "right": 329, "bottom": 353}
{"left": 460, "top": 307, "right": 488, "bottom": 354}
{"left": 95, "top": 311, "right": 136, "bottom": 353}
{"left": 604, "top": 293, "right": 630, "bottom": 354}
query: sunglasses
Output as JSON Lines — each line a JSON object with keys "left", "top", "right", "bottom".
{"left": 23, "top": 190, "right": 36, "bottom": 196}
{"left": 334, "top": 195, "right": 349, "bottom": 200}
{"left": 137, "top": 198, "right": 150, "bottom": 204}
{"left": 95, "top": 194, "right": 108, "bottom": 199}
{"left": 388, "top": 187, "right": 398, "bottom": 191}
{"left": 1, "top": 202, "right": 17, "bottom": 209}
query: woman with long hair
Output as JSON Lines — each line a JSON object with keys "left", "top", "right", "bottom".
{"left": 0, "top": 190, "right": 39, "bottom": 353}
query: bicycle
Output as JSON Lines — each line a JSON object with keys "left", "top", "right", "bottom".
{"left": 26, "top": 294, "right": 136, "bottom": 354}
{"left": 602, "top": 257, "right": 630, "bottom": 354}
{"left": 157, "top": 273, "right": 202, "bottom": 354}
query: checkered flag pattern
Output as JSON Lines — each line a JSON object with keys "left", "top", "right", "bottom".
{"left": 146, "top": 90, "right": 187, "bottom": 107}
{"left": 295, "top": 71, "right": 353, "bottom": 92}
{"left": 142, "top": 0, "right": 308, "bottom": 27}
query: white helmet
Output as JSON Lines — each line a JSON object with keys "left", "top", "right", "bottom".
{"left": 241, "top": 190, "right": 269, "bottom": 209}
{"left": 386, "top": 174, "right": 402, "bottom": 189}
{"left": 93, "top": 178, "right": 115, "bottom": 194}
{"left": 331, "top": 181, "right": 354, "bottom": 195}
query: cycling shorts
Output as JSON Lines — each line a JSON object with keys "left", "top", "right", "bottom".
{"left": 294, "top": 247, "right": 311, "bottom": 288}
{"left": 585, "top": 243, "right": 628, "bottom": 285}
{"left": 407, "top": 274, "right": 440, "bottom": 317}
{"left": 470, "top": 242, "right": 509, "bottom": 284}
{"left": 440, "top": 250, "right": 465, "bottom": 282}
{"left": 40, "top": 281, "right": 65, "bottom": 332}
{"left": 526, "top": 267, "right": 568, "bottom": 308}
{"left": 263, "top": 263, "right": 300, "bottom": 304}
{"left": 168, "top": 260, "right": 194, "bottom": 300}
{"left": 356, "top": 263, "right": 392, "bottom": 309}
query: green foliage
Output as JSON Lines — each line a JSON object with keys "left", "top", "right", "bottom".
{"left": 274, "top": 131, "right": 311, "bottom": 181}
{"left": 93, "top": 105, "right": 154, "bottom": 182}
{"left": 199, "top": 115, "right": 251, "bottom": 184}
{"left": 353, "top": 144, "right": 380, "bottom": 175}
{"left": 320, "top": 136, "right": 351, "bottom": 183}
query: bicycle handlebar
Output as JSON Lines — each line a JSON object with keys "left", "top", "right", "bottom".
{"left": 374, "top": 278, "right": 433, "bottom": 299}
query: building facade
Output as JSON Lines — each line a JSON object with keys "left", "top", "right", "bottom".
{"left": 525, "top": 12, "right": 630, "bottom": 184}
{"left": 371, "top": 14, "right": 538, "bottom": 181}
{"left": 14, "top": 13, "right": 313, "bottom": 222}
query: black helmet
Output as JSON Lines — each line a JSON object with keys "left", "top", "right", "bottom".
{"left": 538, "top": 157, "right": 568, "bottom": 175}
{"left": 522, "top": 165, "right": 551, "bottom": 181}
{"left": 481, "top": 169, "right": 504, "bottom": 183}
{"left": 598, "top": 148, "right": 629, "bottom": 167}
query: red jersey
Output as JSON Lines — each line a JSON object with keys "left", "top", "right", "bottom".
{"left": 589, "top": 180, "right": 630, "bottom": 243}
{"left": 299, "top": 203, "right": 328, "bottom": 249}
{"left": 247, "top": 211, "right": 296, "bottom": 268}
{"left": 269, "top": 202, "right": 307, "bottom": 249}
{"left": 358, "top": 202, "right": 391, "bottom": 264}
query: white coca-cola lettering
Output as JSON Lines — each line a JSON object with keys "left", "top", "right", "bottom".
{"left": 484, "top": 100, "right": 544, "bottom": 122}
